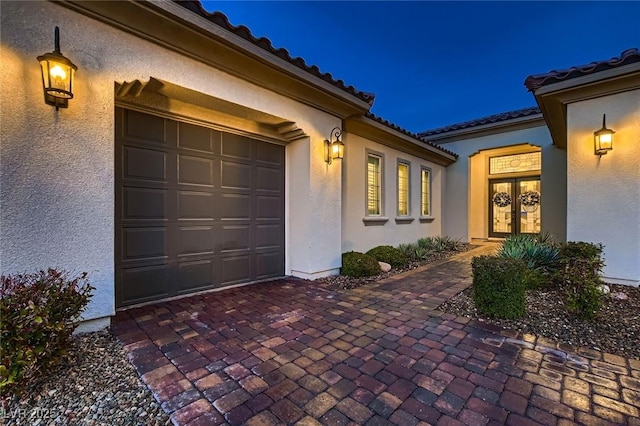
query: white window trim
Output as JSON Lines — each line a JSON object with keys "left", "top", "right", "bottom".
{"left": 395, "top": 159, "right": 413, "bottom": 224}
{"left": 364, "top": 150, "right": 388, "bottom": 225}
{"left": 419, "top": 166, "right": 434, "bottom": 222}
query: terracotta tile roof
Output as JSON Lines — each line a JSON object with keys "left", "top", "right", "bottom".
{"left": 364, "top": 113, "right": 458, "bottom": 158}
{"left": 418, "top": 106, "right": 541, "bottom": 138}
{"left": 175, "top": 0, "right": 376, "bottom": 105}
{"left": 524, "top": 48, "right": 640, "bottom": 91}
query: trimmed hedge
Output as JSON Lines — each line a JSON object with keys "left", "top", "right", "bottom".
{"left": 341, "top": 251, "right": 381, "bottom": 278}
{"left": 555, "top": 242, "right": 605, "bottom": 319}
{"left": 366, "top": 245, "right": 409, "bottom": 269}
{"left": 472, "top": 256, "right": 526, "bottom": 319}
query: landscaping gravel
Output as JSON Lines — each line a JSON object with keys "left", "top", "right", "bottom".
{"left": 438, "top": 284, "right": 640, "bottom": 360}
{"left": 2, "top": 330, "right": 170, "bottom": 425}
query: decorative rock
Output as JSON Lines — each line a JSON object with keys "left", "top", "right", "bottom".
{"left": 612, "top": 292, "right": 628, "bottom": 300}
{"left": 379, "top": 261, "right": 391, "bottom": 272}
{"left": 597, "top": 284, "right": 610, "bottom": 294}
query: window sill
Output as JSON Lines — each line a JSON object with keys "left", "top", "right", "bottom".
{"left": 362, "top": 216, "right": 389, "bottom": 226}
{"left": 419, "top": 216, "right": 436, "bottom": 223}
{"left": 395, "top": 217, "right": 415, "bottom": 224}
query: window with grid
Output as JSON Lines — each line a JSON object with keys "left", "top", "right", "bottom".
{"left": 421, "top": 168, "right": 430, "bottom": 216}
{"left": 367, "top": 154, "right": 381, "bottom": 215}
{"left": 397, "top": 162, "right": 409, "bottom": 216}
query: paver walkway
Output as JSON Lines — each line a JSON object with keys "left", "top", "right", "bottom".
{"left": 112, "top": 244, "right": 640, "bottom": 425}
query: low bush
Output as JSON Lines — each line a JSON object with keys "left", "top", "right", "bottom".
{"left": 366, "top": 245, "right": 409, "bottom": 269}
{"left": 472, "top": 256, "right": 526, "bottom": 319}
{"left": 1, "top": 269, "right": 93, "bottom": 394}
{"left": 555, "top": 242, "right": 605, "bottom": 319}
{"left": 497, "top": 233, "right": 559, "bottom": 276}
{"left": 341, "top": 252, "right": 381, "bottom": 278}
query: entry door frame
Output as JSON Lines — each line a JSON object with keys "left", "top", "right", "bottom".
{"left": 489, "top": 176, "right": 541, "bottom": 238}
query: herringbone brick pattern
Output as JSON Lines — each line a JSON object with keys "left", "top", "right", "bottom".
{"left": 112, "top": 245, "right": 640, "bottom": 425}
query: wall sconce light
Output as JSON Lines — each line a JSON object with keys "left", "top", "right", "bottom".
{"left": 324, "top": 127, "right": 344, "bottom": 164}
{"left": 37, "top": 27, "right": 77, "bottom": 110}
{"left": 594, "top": 114, "right": 614, "bottom": 156}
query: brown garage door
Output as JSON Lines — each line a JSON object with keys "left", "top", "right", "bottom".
{"left": 115, "top": 108, "right": 285, "bottom": 308}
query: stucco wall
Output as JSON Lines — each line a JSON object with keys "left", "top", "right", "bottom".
{"left": 0, "top": 0, "right": 343, "bottom": 322}
{"left": 341, "top": 133, "right": 444, "bottom": 253}
{"left": 566, "top": 89, "right": 640, "bottom": 285}
{"left": 438, "top": 125, "right": 566, "bottom": 242}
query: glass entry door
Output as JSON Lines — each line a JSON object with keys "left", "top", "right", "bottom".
{"left": 489, "top": 177, "right": 541, "bottom": 238}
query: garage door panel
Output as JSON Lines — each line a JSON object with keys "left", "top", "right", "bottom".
{"left": 124, "top": 188, "right": 168, "bottom": 220}
{"left": 219, "top": 194, "right": 251, "bottom": 220}
{"left": 220, "top": 225, "right": 250, "bottom": 253}
{"left": 178, "top": 155, "right": 215, "bottom": 186}
{"left": 221, "top": 133, "right": 252, "bottom": 159}
{"left": 178, "top": 122, "right": 216, "bottom": 153}
{"left": 178, "top": 191, "right": 214, "bottom": 219}
{"left": 124, "top": 109, "right": 168, "bottom": 144}
{"left": 256, "top": 224, "right": 282, "bottom": 249}
{"left": 122, "top": 227, "right": 168, "bottom": 260}
{"left": 124, "top": 147, "right": 167, "bottom": 182}
{"left": 256, "top": 167, "right": 282, "bottom": 192}
{"left": 256, "top": 195, "right": 282, "bottom": 220}
{"left": 118, "top": 265, "right": 170, "bottom": 306}
{"left": 256, "top": 142, "right": 284, "bottom": 165}
{"left": 221, "top": 161, "right": 251, "bottom": 189}
{"left": 256, "top": 252, "right": 283, "bottom": 279}
{"left": 116, "top": 107, "right": 284, "bottom": 308}
{"left": 178, "top": 226, "right": 214, "bottom": 256}
{"left": 177, "top": 260, "right": 218, "bottom": 293}
{"left": 220, "top": 255, "right": 252, "bottom": 285}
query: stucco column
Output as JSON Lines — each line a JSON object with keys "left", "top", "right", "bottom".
{"left": 286, "top": 133, "right": 343, "bottom": 279}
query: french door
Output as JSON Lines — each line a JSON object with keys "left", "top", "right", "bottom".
{"left": 489, "top": 177, "right": 541, "bottom": 238}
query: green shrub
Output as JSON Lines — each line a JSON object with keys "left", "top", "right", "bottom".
{"left": 417, "top": 237, "right": 438, "bottom": 251}
{"left": 366, "top": 245, "right": 409, "bottom": 269}
{"left": 472, "top": 256, "right": 526, "bottom": 319}
{"left": 397, "top": 243, "right": 418, "bottom": 262}
{"left": 1, "top": 269, "right": 93, "bottom": 394}
{"left": 433, "top": 236, "right": 464, "bottom": 252}
{"left": 341, "top": 252, "right": 381, "bottom": 278}
{"left": 523, "top": 269, "right": 547, "bottom": 290}
{"left": 555, "top": 242, "right": 605, "bottom": 319}
{"left": 497, "top": 233, "right": 559, "bottom": 275}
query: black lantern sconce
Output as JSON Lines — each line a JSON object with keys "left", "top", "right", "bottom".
{"left": 324, "top": 127, "right": 344, "bottom": 164}
{"left": 594, "top": 114, "right": 614, "bottom": 156}
{"left": 37, "top": 27, "right": 78, "bottom": 110}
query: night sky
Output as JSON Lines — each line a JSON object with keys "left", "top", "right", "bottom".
{"left": 201, "top": 1, "right": 639, "bottom": 133}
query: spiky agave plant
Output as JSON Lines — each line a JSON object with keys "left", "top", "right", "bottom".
{"left": 498, "top": 233, "right": 559, "bottom": 274}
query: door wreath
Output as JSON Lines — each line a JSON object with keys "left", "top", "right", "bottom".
{"left": 492, "top": 191, "right": 511, "bottom": 208}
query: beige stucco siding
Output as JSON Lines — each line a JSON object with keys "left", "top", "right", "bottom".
{"left": 438, "top": 125, "right": 566, "bottom": 242}
{"left": 566, "top": 89, "right": 640, "bottom": 285}
{"left": 341, "top": 133, "right": 445, "bottom": 253}
{"left": 0, "top": 0, "right": 345, "bottom": 324}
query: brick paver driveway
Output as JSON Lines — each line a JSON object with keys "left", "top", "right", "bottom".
{"left": 112, "top": 245, "right": 640, "bottom": 425}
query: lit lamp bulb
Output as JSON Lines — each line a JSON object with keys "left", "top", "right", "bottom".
{"left": 331, "top": 140, "right": 345, "bottom": 160}
{"left": 594, "top": 114, "right": 615, "bottom": 155}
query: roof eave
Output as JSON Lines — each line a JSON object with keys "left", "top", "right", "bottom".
{"left": 531, "top": 62, "right": 640, "bottom": 148}
{"left": 422, "top": 114, "right": 545, "bottom": 144}
{"left": 57, "top": 0, "right": 373, "bottom": 118}
{"left": 344, "top": 116, "right": 457, "bottom": 166}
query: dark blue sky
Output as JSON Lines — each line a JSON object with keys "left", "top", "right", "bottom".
{"left": 202, "top": 1, "right": 639, "bottom": 132}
